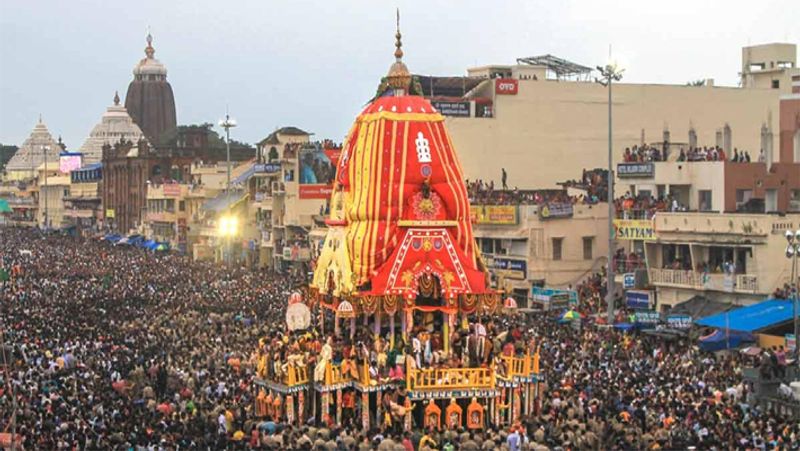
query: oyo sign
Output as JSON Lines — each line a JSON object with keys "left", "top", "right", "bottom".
{"left": 495, "top": 78, "right": 518, "bottom": 95}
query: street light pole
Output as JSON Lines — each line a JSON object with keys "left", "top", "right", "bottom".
{"left": 218, "top": 113, "right": 237, "bottom": 194}
{"left": 43, "top": 145, "right": 50, "bottom": 229}
{"left": 596, "top": 63, "right": 624, "bottom": 324}
{"left": 786, "top": 230, "right": 800, "bottom": 361}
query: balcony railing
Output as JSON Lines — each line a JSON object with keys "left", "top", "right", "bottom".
{"left": 406, "top": 367, "right": 495, "bottom": 391}
{"left": 648, "top": 268, "right": 759, "bottom": 293}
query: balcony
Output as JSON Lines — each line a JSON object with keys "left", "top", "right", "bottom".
{"left": 648, "top": 268, "right": 759, "bottom": 293}
{"left": 147, "top": 211, "right": 177, "bottom": 223}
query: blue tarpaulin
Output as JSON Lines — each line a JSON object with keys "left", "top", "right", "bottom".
{"left": 143, "top": 240, "right": 158, "bottom": 250}
{"left": 695, "top": 299, "right": 794, "bottom": 333}
{"left": 698, "top": 329, "right": 754, "bottom": 352}
{"left": 104, "top": 234, "right": 122, "bottom": 243}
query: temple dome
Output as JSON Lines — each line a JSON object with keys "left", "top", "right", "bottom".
{"left": 79, "top": 92, "right": 146, "bottom": 164}
{"left": 125, "top": 32, "right": 177, "bottom": 145}
{"left": 4, "top": 117, "right": 62, "bottom": 180}
{"left": 133, "top": 33, "right": 167, "bottom": 77}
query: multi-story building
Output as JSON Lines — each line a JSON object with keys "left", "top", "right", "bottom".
{"left": 418, "top": 43, "right": 798, "bottom": 190}
{"left": 470, "top": 196, "right": 609, "bottom": 305}
{"left": 37, "top": 163, "right": 70, "bottom": 229}
{"left": 102, "top": 125, "right": 253, "bottom": 234}
{"left": 63, "top": 163, "right": 103, "bottom": 235}
{"left": 644, "top": 212, "right": 798, "bottom": 309}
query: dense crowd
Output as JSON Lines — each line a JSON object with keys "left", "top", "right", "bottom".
{"left": 2, "top": 227, "right": 799, "bottom": 450}
{"left": 466, "top": 169, "right": 607, "bottom": 207}
{"left": 622, "top": 144, "right": 764, "bottom": 164}
{"left": 615, "top": 192, "right": 686, "bottom": 220}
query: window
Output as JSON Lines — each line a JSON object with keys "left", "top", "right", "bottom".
{"left": 765, "top": 189, "right": 777, "bottom": 212}
{"left": 698, "top": 190, "right": 712, "bottom": 211}
{"left": 582, "top": 237, "right": 593, "bottom": 260}
{"left": 736, "top": 189, "right": 753, "bottom": 210}
{"left": 63, "top": 189, "right": 69, "bottom": 197}
{"left": 179, "top": 200, "right": 186, "bottom": 212}
{"left": 772, "top": 80, "right": 780, "bottom": 89}
{"left": 790, "top": 189, "right": 800, "bottom": 212}
{"left": 552, "top": 237, "right": 563, "bottom": 261}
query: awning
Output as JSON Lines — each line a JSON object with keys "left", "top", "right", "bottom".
{"left": 669, "top": 295, "right": 732, "bottom": 319}
{"left": 696, "top": 299, "right": 794, "bottom": 333}
{"left": 202, "top": 190, "right": 249, "bottom": 213}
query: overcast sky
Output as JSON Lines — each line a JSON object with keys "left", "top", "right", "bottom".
{"left": 0, "top": 0, "right": 797, "bottom": 149}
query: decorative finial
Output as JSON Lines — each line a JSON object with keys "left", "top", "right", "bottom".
{"left": 385, "top": 9, "right": 411, "bottom": 94}
{"left": 38, "top": 113, "right": 42, "bottom": 124}
{"left": 394, "top": 8, "right": 403, "bottom": 61}
{"left": 113, "top": 91, "right": 120, "bottom": 106}
{"left": 145, "top": 28, "right": 155, "bottom": 58}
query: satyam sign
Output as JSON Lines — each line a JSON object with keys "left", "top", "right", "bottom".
{"left": 613, "top": 219, "right": 656, "bottom": 241}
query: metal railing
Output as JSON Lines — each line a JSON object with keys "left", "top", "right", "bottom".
{"left": 648, "top": 268, "right": 759, "bottom": 293}
{"left": 406, "top": 366, "right": 495, "bottom": 391}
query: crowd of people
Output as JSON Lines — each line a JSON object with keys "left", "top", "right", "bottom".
{"left": 615, "top": 192, "right": 686, "bottom": 220}
{"left": 466, "top": 168, "right": 607, "bottom": 207}
{"left": 622, "top": 144, "right": 764, "bottom": 164}
{"left": 2, "top": 227, "right": 799, "bottom": 449}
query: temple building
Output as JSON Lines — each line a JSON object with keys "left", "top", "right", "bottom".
{"left": 124, "top": 33, "right": 177, "bottom": 146}
{"left": 79, "top": 92, "right": 145, "bottom": 164}
{"left": 3, "top": 118, "right": 62, "bottom": 182}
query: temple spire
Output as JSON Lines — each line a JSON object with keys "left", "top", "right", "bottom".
{"left": 386, "top": 9, "right": 411, "bottom": 95}
{"left": 145, "top": 29, "right": 155, "bottom": 58}
{"left": 113, "top": 91, "right": 120, "bottom": 106}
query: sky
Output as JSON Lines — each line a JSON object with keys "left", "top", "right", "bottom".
{"left": 0, "top": 0, "right": 797, "bottom": 149}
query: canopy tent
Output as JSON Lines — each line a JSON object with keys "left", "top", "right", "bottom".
{"left": 154, "top": 242, "right": 170, "bottom": 252}
{"left": 696, "top": 299, "right": 794, "bottom": 333}
{"left": 143, "top": 239, "right": 158, "bottom": 250}
{"left": 698, "top": 329, "right": 754, "bottom": 352}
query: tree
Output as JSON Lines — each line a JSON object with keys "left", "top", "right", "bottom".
{"left": 686, "top": 79, "right": 706, "bottom": 87}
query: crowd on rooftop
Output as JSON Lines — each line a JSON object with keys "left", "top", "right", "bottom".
{"left": 622, "top": 144, "right": 765, "bottom": 164}
{"left": 1, "top": 228, "right": 799, "bottom": 450}
{"left": 466, "top": 169, "right": 608, "bottom": 207}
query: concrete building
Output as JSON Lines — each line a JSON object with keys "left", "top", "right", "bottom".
{"left": 37, "top": 166, "right": 70, "bottom": 229}
{"left": 79, "top": 92, "right": 146, "bottom": 164}
{"left": 644, "top": 212, "right": 799, "bottom": 309}
{"left": 472, "top": 199, "right": 609, "bottom": 304}
{"left": 4, "top": 118, "right": 62, "bottom": 182}
{"left": 420, "top": 43, "right": 798, "bottom": 190}
{"left": 741, "top": 43, "right": 799, "bottom": 93}
{"left": 64, "top": 163, "right": 103, "bottom": 235}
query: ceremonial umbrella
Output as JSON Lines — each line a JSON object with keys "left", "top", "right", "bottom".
{"left": 561, "top": 310, "right": 582, "bottom": 321}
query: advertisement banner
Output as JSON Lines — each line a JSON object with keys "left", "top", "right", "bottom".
{"left": 431, "top": 101, "right": 471, "bottom": 117}
{"left": 613, "top": 219, "right": 656, "bottom": 241}
{"left": 299, "top": 145, "right": 340, "bottom": 199}
{"left": 492, "top": 257, "right": 527, "bottom": 280}
{"left": 162, "top": 183, "right": 181, "bottom": 197}
{"left": 787, "top": 334, "right": 797, "bottom": 353}
{"left": 472, "top": 205, "right": 518, "bottom": 225}
{"left": 666, "top": 314, "right": 692, "bottom": 329}
{"left": 59, "top": 152, "right": 83, "bottom": 174}
{"left": 105, "top": 209, "right": 115, "bottom": 219}
{"left": 617, "top": 162, "right": 654, "bottom": 178}
{"left": 539, "top": 202, "right": 573, "bottom": 220}
{"left": 495, "top": 78, "right": 519, "bottom": 95}
{"left": 634, "top": 310, "right": 660, "bottom": 326}
{"left": 626, "top": 290, "right": 651, "bottom": 309}
{"left": 531, "top": 287, "right": 578, "bottom": 310}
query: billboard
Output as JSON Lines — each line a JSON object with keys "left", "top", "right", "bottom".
{"left": 613, "top": 219, "right": 656, "bottom": 241}
{"left": 495, "top": 78, "right": 519, "bottom": 95}
{"left": 539, "top": 202, "right": 573, "bottom": 220}
{"left": 299, "top": 145, "right": 340, "bottom": 199}
{"left": 471, "top": 205, "right": 518, "bottom": 225}
{"left": 626, "top": 290, "right": 651, "bottom": 309}
{"left": 162, "top": 183, "right": 181, "bottom": 197}
{"left": 531, "top": 287, "right": 578, "bottom": 310}
{"left": 59, "top": 152, "right": 83, "bottom": 174}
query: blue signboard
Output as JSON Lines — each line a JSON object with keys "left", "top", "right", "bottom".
{"left": 634, "top": 310, "right": 660, "bottom": 326}
{"left": 493, "top": 257, "right": 527, "bottom": 280}
{"left": 623, "top": 273, "right": 635, "bottom": 289}
{"left": 626, "top": 290, "right": 650, "bottom": 310}
{"left": 254, "top": 163, "right": 282, "bottom": 174}
{"left": 666, "top": 314, "right": 692, "bottom": 329}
